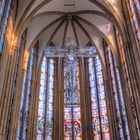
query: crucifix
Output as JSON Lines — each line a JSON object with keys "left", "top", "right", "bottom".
{"left": 45, "top": 38, "right": 96, "bottom": 137}
{"left": 45, "top": 38, "right": 96, "bottom": 105}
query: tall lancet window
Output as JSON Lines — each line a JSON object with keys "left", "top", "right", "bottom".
{"left": 37, "top": 57, "right": 54, "bottom": 140}
{"left": 64, "top": 56, "right": 82, "bottom": 140}
{"left": 0, "top": 0, "right": 5, "bottom": 22}
{"left": 134, "top": 0, "right": 140, "bottom": 13}
{"left": 126, "top": 0, "right": 140, "bottom": 41}
{"left": 106, "top": 47, "right": 130, "bottom": 139}
{"left": 88, "top": 56, "right": 110, "bottom": 140}
{"left": 17, "top": 48, "right": 34, "bottom": 140}
{"left": 0, "top": 0, "right": 12, "bottom": 53}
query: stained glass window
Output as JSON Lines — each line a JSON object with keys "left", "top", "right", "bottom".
{"left": 0, "top": 0, "right": 5, "bottom": 23}
{"left": 37, "top": 57, "right": 54, "bottom": 140}
{"left": 126, "top": 0, "right": 140, "bottom": 42}
{"left": 134, "top": 0, "right": 140, "bottom": 14}
{"left": 88, "top": 55, "right": 110, "bottom": 140}
{"left": 17, "top": 48, "right": 34, "bottom": 140}
{"left": 115, "top": 63, "right": 130, "bottom": 139}
{"left": 117, "top": 33, "right": 133, "bottom": 98}
{"left": 107, "top": 47, "right": 130, "bottom": 139}
{"left": 0, "top": 0, "right": 12, "bottom": 54}
{"left": 64, "top": 57, "right": 82, "bottom": 140}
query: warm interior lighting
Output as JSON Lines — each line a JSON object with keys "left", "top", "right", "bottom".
{"left": 23, "top": 50, "right": 29, "bottom": 70}
{"left": 108, "top": 35, "right": 114, "bottom": 46}
{"left": 106, "top": 0, "right": 115, "bottom": 4}
{"left": 10, "top": 35, "right": 18, "bottom": 55}
{"left": 6, "top": 16, "right": 18, "bottom": 55}
{"left": 106, "top": 0, "right": 120, "bottom": 16}
{"left": 114, "top": 7, "right": 120, "bottom": 15}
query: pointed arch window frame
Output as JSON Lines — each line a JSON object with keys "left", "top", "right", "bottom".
{"left": 16, "top": 48, "right": 35, "bottom": 140}
{"left": 36, "top": 57, "right": 55, "bottom": 140}
{"left": 0, "top": 0, "right": 12, "bottom": 54}
{"left": 126, "top": 0, "right": 140, "bottom": 43}
{"left": 88, "top": 55, "right": 110, "bottom": 140}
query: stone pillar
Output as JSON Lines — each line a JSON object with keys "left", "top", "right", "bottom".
{"left": 26, "top": 43, "right": 39, "bottom": 140}
{"left": 114, "top": 27, "right": 139, "bottom": 139}
{"left": 79, "top": 58, "right": 89, "bottom": 140}
{"left": 32, "top": 63, "right": 42, "bottom": 140}
{"left": 118, "top": 42, "right": 140, "bottom": 139}
{"left": 103, "top": 41, "right": 120, "bottom": 140}
{"left": 0, "top": 27, "right": 24, "bottom": 140}
{"left": 6, "top": 30, "right": 28, "bottom": 140}
{"left": 84, "top": 58, "right": 94, "bottom": 140}
{"left": 0, "top": 1, "right": 23, "bottom": 138}
{"left": 53, "top": 58, "right": 59, "bottom": 140}
{"left": 122, "top": 0, "right": 140, "bottom": 77}
{"left": 58, "top": 58, "right": 64, "bottom": 140}
{"left": 0, "top": 46, "right": 18, "bottom": 140}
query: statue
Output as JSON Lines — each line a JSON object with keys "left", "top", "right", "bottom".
{"left": 64, "top": 47, "right": 78, "bottom": 105}
{"left": 45, "top": 38, "right": 96, "bottom": 105}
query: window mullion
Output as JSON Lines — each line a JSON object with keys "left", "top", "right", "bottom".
{"left": 0, "top": 0, "right": 12, "bottom": 54}
{"left": 133, "top": 0, "right": 140, "bottom": 27}
{"left": 104, "top": 47, "right": 119, "bottom": 139}
{"left": 52, "top": 58, "right": 58, "bottom": 139}
{"left": 0, "top": 0, "right": 5, "bottom": 24}
{"left": 43, "top": 58, "right": 49, "bottom": 140}
{"left": 110, "top": 50, "right": 127, "bottom": 139}
{"left": 93, "top": 58, "right": 103, "bottom": 140}
{"left": 19, "top": 53, "right": 32, "bottom": 139}
{"left": 113, "top": 57, "right": 130, "bottom": 139}
{"left": 85, "top": 58, "right": 93, "bottom": 139}
{"left": 126, "top": 0, "right": 140, "bottom": 44}
{"left": 106, "top": 46, "right": 124, "bottom": 138}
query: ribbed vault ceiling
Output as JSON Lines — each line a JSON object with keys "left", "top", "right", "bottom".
{"left": 14, "top": 0, "right": 125, "bottom": 66}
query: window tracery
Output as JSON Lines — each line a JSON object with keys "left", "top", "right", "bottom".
{"left": 126, "top": 0, "right": 140, "bottom": 42}
{"left": 105, "top": 46, "right": 131, "bottom": 139}
{"left": 37, "top": 57, "right": 54, "bottom": 140}
{"left": 64, "top": 56, "right": 82, "bottom": 140}
{"left": 0, "top": 0, "right": 12, "bottom": 53}
{"left": 88, "top": 56, "right": 110, "bottom": 140}
{"left": 17, "top": 48, "right": 34, "bottom": 140}
{"left": 0, "top": 0, "right": 5, "bottom": 23}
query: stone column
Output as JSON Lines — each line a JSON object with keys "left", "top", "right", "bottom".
{"left": 0, "top": 46, "right": 19, "bottom": 140}
{"left": 26, "top": 44, "right": 39, "bottom": 140}
{"left": 53, "top": 58, "right": 59, "bottom": 140}
{"left": 102, "top": 42, "right": 120, "bottom": 140}
{"left": 84, "top": 58, "right": 94, "bottom": 140}
{"left": 114, "top": 28, "right": 139, "bottom": 139}
{"left": 0, "top": 25, "right": 25, "bottom": 140}
{"left": 6, "top": 31, "right": 27, "bottom": 140}
{"left": 60, "top": 58, "right": 64, "bottom": 140}
{"left": 79, "top": 58, "right": 88, "bottom": 140}
{"left": 122, "top": 0, "right": 140, "bottom": 76}
{"left": 32, "top": 63, "right": 42, "bottom": 140}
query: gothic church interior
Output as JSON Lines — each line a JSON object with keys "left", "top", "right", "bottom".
{"left": 0, "top": 0, "right": 140, "bottom": 140}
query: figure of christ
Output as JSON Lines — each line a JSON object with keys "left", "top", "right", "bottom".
{"left": 64, "top": 47, "right": 79, "bottom": 105}
{"left": 45, "top": 38, "right": 96, "bottom": 105}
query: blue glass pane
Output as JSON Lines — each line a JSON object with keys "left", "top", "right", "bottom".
{"left": 17, "top": 48, "right": 34, "bottom": 139}
{"left": 0, "top": 0, "right": 5, "bottom": 23}
{"left": 64, "top": 58, "right": 82, "bottom": 140}
{"left": 0, "top": 0, "right": 12, "bottom": 54}
{"left": 37, "top": 58, "right": 54, "bottom": 139}
{"left": 88, "top": 56, "right": 110, "bottom": 139}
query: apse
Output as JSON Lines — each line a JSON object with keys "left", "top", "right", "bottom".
{"left": 0, "top": 0, "right": 140, "bottom": 140}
